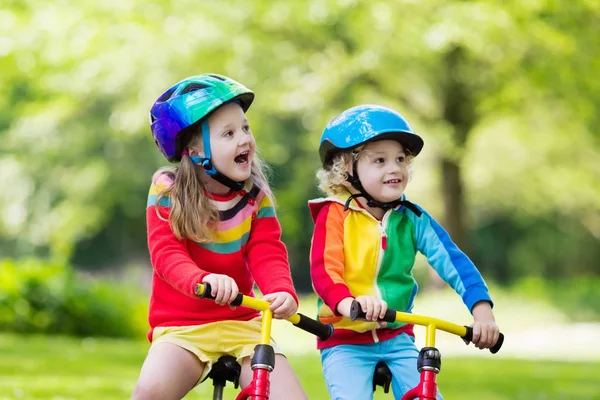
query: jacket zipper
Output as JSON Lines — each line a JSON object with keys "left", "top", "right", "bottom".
{"left": 371, "top": 210, "right": 391, "bottom": 342}
{"left": 380, "top": 222, "right": 387, "bottom": 250}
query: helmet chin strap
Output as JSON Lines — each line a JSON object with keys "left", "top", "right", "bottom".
{"left": 344, "top": 160, "right": 422, "bottom": 217}
{"left": 187, "top": 119, "right": 246, "bottom": 192}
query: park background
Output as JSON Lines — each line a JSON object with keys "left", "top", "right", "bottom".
{"left": 1, "top": 0, "right": 599, "bottom": 399}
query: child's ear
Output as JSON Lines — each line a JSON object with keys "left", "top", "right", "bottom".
{"left": 345, "top": 156, "right": 354, "bottom": 172}
{"left": 188, "top": 147, "right": 205, "bottom": 158}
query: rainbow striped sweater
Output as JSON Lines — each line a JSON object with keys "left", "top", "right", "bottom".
{"left": 309, "top": 192, "right": 492, "bottom": 349}
{"left": 145, "top": 171, "right": 298, "bottom": 341}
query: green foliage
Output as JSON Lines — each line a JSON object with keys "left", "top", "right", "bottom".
{"left": 511, "top": 276, "right": 600, "bottom": 321}
{"left": 0, "top": 259, "right": 148, "bottom": 338}
{"left": 470, "top": 212, "right": 600, "bottom": 284}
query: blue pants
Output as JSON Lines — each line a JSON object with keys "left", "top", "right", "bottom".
{"left": 320, "top": 333, "right": 443, "bottom": 400}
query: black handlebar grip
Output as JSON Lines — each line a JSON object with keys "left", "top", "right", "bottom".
{"left": 295, "top": 313, "right": 334, "bottom": 341}
{"left": 194, "top": 283, "right": 243, "bottom": 306}
{"left": 195, "top": 283, "right": 214, "bottom": 299}
{"left": 349, "top": 300, "right": 397, "bottom": 322}
{"left": 462, "top": 326, "right": 505, "bottom": 354}
{"left": 490, "top": 333, "right": 504, "bottom": 354}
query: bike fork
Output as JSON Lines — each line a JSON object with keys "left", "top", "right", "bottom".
{"left": 236, "top": 347, "right": 274, "bottom": 400}
{"left": 401, "top": 347, "right": 441, "bottom": 400}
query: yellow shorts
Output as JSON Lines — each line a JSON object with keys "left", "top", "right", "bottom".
{"left": 151, "top": 317, "right": 282, "bottom": 384}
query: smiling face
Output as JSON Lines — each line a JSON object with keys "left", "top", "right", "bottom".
{"left": 353, "top": 139, "right": 410, "bottom": 204}
{"left": 189, "top": 102, "right": 256, "bottom": 193}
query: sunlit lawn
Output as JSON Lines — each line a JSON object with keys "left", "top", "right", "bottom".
{"left": 1, "top": 333, "right": 599, "bottom": 400}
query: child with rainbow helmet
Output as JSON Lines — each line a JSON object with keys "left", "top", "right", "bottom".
{"left": 134, "top": 74, "right": 306, "bottom": 399}
{"left": 150, "top": 73, "right": 254, "bottom": 191}
{"left": 309, "top": 104, "right": 499, "bottom": 400}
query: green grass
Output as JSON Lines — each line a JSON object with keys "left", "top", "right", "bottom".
{"left": 1, "top": 333, "right": 599, "bottom": 400}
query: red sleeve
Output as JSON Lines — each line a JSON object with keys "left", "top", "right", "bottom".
{"left": 245, "top": 197, "right": 298, "bottom": 305}
{"left": 147, "top": 206, "right": 211, "bottom": 297}
{"left": 310, "top": 202, "right": 354, "bottom": 314}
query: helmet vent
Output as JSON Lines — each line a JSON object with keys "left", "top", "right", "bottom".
{"left": 208, "top": 74, "right": 226, "bottom": 81}
{"left": 180, "top": 83, "right": 210, "bottom": 95}
{"left": 157, "top": 87, "right": 177, "bottom": 103}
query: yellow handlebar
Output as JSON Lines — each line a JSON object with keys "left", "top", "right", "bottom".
{"left": 194, "top": 283, "right": 334, "bottom": 341}
{"left": 349, "top": 300, "right": 504, "bottom": 353}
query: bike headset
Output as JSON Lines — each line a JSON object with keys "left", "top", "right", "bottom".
{"left": 149, "top": 73, "right": 255, "bottom": 192}
{"left": 319, "top": 104, "right": 424, "bottom": 215}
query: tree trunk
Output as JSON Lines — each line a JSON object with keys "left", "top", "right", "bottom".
{"left": 428, "top": 46, "right": 475, "bottom": 289}
{"left": 440, "top": 157, "right": 466, "bottom": 250}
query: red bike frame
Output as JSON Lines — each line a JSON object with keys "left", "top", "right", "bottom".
{"left": 402, "top": 370, "right": 438, "bottom": 400}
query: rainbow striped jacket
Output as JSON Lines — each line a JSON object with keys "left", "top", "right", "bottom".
{"left": 308, "top": 192, "right": 492, "bottom": 348}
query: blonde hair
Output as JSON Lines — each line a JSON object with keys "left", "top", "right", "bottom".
{"left": 155, "top": 128, "right": 272, "bottom": 243}
{"left": 316, "top": 142, "right": 414, "bottom": 197}
{"left": 316, "top": 150, "right": 358, "bottom": 197}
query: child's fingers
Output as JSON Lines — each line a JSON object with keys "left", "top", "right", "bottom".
{"left": 217, "top": 279, "right": 234, "bottom": 305}
{"left": 372, "top": 302, "right": 382, "bottom": 321}
{"left": 275, "top": 298, "right": 295, "bottom": 319}
{"left": 261, "top": 293, "right": 274, "bottom": 302}
{"left": 477, "top": 327, "right": 489, "bottom": 349}
{"left": 379, "top": 300, "right": 388, "bottom": 320}
{"left": 269, "top": 295, "right": 290, "bottom": 318}
{"left": 227, "top": 281, "right": 239, "bottom": 305}
{"left": 210, "top": 280, "right": 223, "bottom": 304}
{"left": 268, "top": 296, "right": 285, "bottom": 311}
{"left": 208, "top": 279, "right": 219, "bottom": 298}
{"left": 481, "top": 326, "right": 497, "bottom": 349}
{"left": 284, "top": 296, "right": 298, "bottom": 317}
{"left": 360, "top": 299, "right": 374, "bottom": 320}
{"left": 262, "top": 293, "right": 278, "bottom": 306}
{"left": 471, "top": 323, "right": 481, "bottom": 346}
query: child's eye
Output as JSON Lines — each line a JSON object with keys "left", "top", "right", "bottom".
{"left": 374, "top": 158, "right": 385, "bottom": 164}
{"left": 397, "top": 156, "right": 406, "bottom": 163}
{"left": 243, "top": 125, "right": 251, "bottom": 133}
{"left": 223, "top": 130, "right": 234, "bottom": 137}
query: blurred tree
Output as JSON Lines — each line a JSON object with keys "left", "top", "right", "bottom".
{"left": 1, "top": 0, "right": 598, "bottom": 289}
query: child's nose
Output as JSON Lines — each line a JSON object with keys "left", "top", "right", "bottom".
{"left": 238, "top": 132, "right": 250, "bottom": 145}
{"left": 388, "top": 165, "right": 401, "bottom": 174}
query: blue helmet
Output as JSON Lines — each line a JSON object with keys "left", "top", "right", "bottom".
{"left": 319, "top": 105, "right": 424, "bottom": 166}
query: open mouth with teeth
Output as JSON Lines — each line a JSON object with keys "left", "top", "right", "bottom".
{"left": 384, "top": 179, "right": 402, "bottom": 184}
{"left": 234, "top": 151, "right": 250, "bottom": 165}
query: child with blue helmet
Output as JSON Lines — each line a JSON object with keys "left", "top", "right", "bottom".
{"left": 131, "top": 74, "right": 307, "bottom": 399}
{"left": 309, "top": 105, "right": 500, "bottom": 400}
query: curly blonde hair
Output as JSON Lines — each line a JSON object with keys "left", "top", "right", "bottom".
{"left": 316, "top": 149, "right": 359, "bottom": 197}
{"left": 155, "top": 128, "right": 271, "bottom": 243}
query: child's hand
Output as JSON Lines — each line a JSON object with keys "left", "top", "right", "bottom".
{"left": 262, "top": 292, "right": 298, "bottom": 319}
{"left": 338, "top": 296, "right": 388, "bottom": 327}
{"left": 465, "top": 301, "right": 500, "bottom": 350}
{"left": 202, "top": 274, "right": 239, "bottom": 307}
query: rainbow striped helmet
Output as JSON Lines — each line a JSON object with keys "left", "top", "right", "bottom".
{"left": 149, "top": 74, "right": 254, "bottom": 162}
